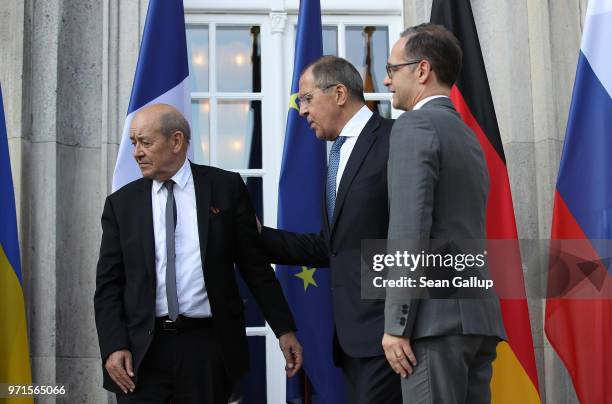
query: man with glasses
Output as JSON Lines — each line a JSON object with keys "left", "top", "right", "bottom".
{"left": 259, "top": 56, "right": 401, "bottom": 403}
{"left": 381, "top": 24, "right": 506, "bottom": 404}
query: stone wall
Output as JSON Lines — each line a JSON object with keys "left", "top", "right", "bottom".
{"left": 0, "top": 0, "right": 590, "bottom": 402}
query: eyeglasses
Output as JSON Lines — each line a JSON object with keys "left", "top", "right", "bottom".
{"left": 385, "top": 60, "right": 421, "bottom": 78}
{"left": 296, "top": 84, "right": 338, "bottom": 108}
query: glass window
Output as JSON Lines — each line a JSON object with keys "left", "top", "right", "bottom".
{"left": 216, "top": 26, "right": 261, "bottom": 93}
{"left": 245, "top": 176, "right": 263, "bottom": 221}
{"left": 187, "top": 25, "right": 262, "bottom": 170}
{"left": 322, "top": 25, "right": 338, "bottom": 55}
{"left": 191, "top": 100, "right": 210, "bottom": 165}
{"left": 345, "top": 26, "right": 389, "bottom": 93}
{"left": 186, "top": 25, "right": 209, "bottom": 92}
{"left": 217, "top": 100, "right": 262, "bottom": 170}
{"left": 379, "top": 100, "right": 391, "bottom": 119}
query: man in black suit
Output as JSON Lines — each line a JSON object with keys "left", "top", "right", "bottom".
{"left": 94, "top": 103, "right": 302, "bottom": 403}
{"left": 259, "top": 56, "right": 401, "bottom": 403}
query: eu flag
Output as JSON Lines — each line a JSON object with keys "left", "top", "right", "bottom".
{"left": 276, "top": 1, "right": 346, "bottom": 402}
{"left": 0, "top": 82, "right": 33, "bottom": 403}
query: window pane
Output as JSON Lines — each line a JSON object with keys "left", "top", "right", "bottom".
{"left": 217, "top": 100, "right": 262, "bottom": 170}
{"left": 244, "top": 176, "right": 263, "bottom": 223}
{"left": 366, "top": 100, "right": 392, "bottom": 119}
{"left": 191, "top": 100, "right": 210, "bottom": 165}
{"left": 230, "top": 336, "right": 266, "bottom": 403}
{"left": 346, "top": 26, "right": 389, "bottom": 93}
{"left": 186, "top": 25, "right": 209, "bottom": 92}
{"left": 216, "top": 26, "right": 261, "bottom": 93}
{"left": 323, "top": 25, "right": 338, "bottom": 55}
{"left": 234, "top": 264, "right": 265, "bottom": 327}
{"left": 233, "top": 177, "right": 264, "bottom": 328}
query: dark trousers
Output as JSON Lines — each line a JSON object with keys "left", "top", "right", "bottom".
{"left": 341, "top": 351, "right": 402, "bottom": 404}
{"left": 117, "top": 325, "right": 232, "bottom": 404}
{"left": 400, "top": 335, "right": 499, "bottom": 404}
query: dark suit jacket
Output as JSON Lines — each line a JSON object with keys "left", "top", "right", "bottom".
{"left": 94, "top": 162, "right": 295, "bottom": 393}
{"left": 384, "top": 97, "right": 506, "bottom": 341}
{"left": 261, "top": 113, "right": 393, "bottom": 361}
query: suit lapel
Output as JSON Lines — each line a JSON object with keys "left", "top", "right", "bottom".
{"left": 191, "top": 162, "right": 211, "bottom": 269}
{"left": 140, "top": 178, "right": 156, "bottom": 282}
{"left": 330, "top": 113, "right": 382, "bottom": 231}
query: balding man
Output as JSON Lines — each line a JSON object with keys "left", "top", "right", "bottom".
{"left": 94, "top": 104, "right": 302, "bottom": 403}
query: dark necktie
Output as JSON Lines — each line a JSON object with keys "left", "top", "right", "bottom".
{"left": 164, "top": 180, "right": 179, "bottom": 321}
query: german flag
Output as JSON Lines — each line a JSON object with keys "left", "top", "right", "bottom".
{"left": 430, "top": 1, "right": 541, "bottom": 402}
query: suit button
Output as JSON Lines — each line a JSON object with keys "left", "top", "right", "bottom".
{"left": 147, "top": 329, "right": 153, "bottom": 335}
{"left": 402, "top": 308, "right": 408, "bottom": 314}
{"left": 402, "top": 304, "right": 408, "bottom": 310}
{"left": 331, "top": 250, "right": 338, "bottom": 257}
{"left": 399, "top": 318, "right": 406, "bottom": 326}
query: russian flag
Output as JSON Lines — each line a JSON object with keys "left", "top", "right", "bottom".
{"left": 112, "top": 0, "right": 192, "bottom": 191}
{"left": 545, "top": 0, "right": 612, "bottom": 402}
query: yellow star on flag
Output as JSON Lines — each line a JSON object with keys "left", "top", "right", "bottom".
{"left": 295, "top": 266, "right": 318, "bottom": 291}
{"left": 289, "top": 92, "right": 299, "bottom": 111}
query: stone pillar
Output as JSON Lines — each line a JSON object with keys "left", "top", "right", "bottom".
{"left": 21, "top": 1, "right": 62, "bottom": 402}
{"left": 0, "top": 0, "right": 129, "bottom": 402}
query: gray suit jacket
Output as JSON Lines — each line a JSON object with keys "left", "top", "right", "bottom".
{"left": 384, "top": 97, "right": 506, "bottom": 341}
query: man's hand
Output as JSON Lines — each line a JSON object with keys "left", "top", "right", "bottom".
{"left": 279, "top": 332, "right": 303, "bottom": 378}
{"left": 105, "top": 349, "right": 136, "bottom": 393}
{"left": 382, "top": 333, "right": 417, "bottom": 378}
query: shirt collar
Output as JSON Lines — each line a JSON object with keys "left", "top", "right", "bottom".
{"left": 152, "top": 158, "right": 191, "bottom": 193}
{"left": 413, "top": 95, "right": 449, "bottom": 111}
{"left": 338, "top": 105, "right": 373, "bottom": 139}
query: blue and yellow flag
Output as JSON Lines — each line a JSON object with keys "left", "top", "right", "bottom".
{"left": 0, "top": 83, "right": 33, "bottom": 403}
{"left": 276, "top": 1, "right": 346, "bottom": 402}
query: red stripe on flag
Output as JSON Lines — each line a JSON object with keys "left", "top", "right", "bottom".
{"left": 451, "top": 86, "right": 540, "bottom": 392}
{"left": 546, "top": 191, "right": 612, "bottom": 404}
{"left": 450, "top": 87, "right": 516, "bottom": 238}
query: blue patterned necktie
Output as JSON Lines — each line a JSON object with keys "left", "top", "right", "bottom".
{"left": 326, "top": 136, "right": 347, "bottom": 223}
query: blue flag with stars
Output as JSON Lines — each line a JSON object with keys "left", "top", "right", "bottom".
{"left": 276, "top": 1, "right": 346, "bottom": 403}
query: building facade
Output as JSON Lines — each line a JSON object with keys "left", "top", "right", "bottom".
{"left": 0, "top": 0, "right": 589, "bottom": 402}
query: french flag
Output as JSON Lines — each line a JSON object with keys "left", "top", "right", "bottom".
{"left": 112, "top": 0, "right": 192, "bottom": 191}
{"left": 545, "top": 0, "right": 612, "bottom": 403}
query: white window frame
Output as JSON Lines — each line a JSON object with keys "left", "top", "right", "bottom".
{"left": 185, "top": 3, "right": 404, "bottom": 402}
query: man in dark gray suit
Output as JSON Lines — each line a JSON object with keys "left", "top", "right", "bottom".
{"left": 381, "top": 24, "right": 506, "bottom": 404}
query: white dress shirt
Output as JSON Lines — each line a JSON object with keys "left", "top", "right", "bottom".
{"left": 413, "top": 95, "right": 449, "bottom": 111}
{"left": 151, "top": 159, "right": 211, "bottom": 318}
{"left": 334, "top": 105, "right": 374, "bottom": 193}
